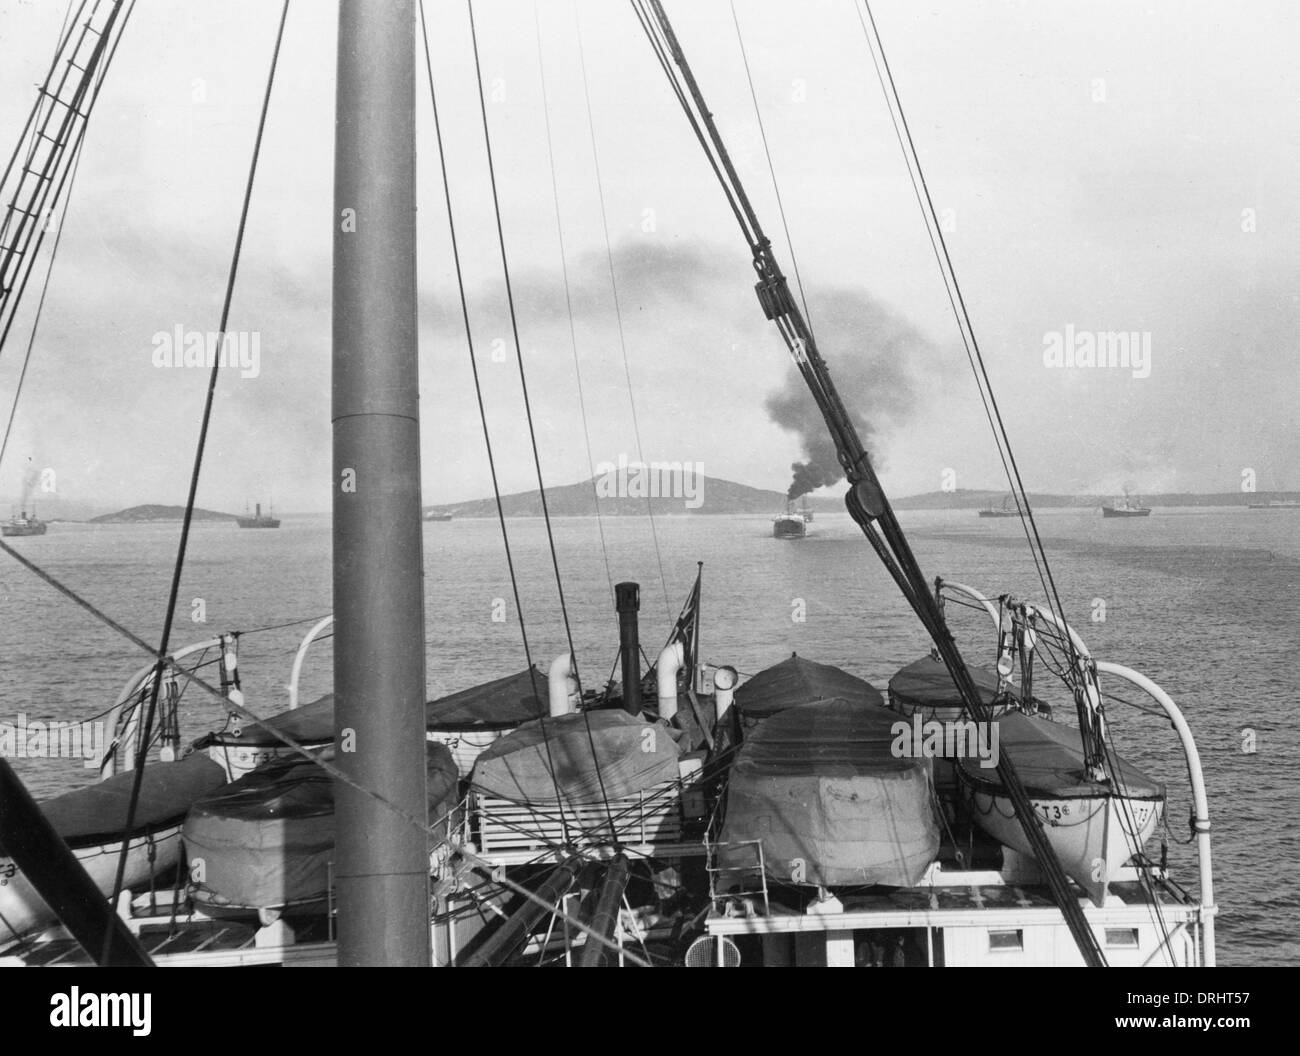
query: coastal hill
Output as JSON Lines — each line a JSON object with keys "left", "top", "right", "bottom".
{"left": 424, "top": 480, "right": 1295, "bottom": 517}
{"left": 90, "top": 504, "right": 238, "bottom": 524}
{"left": 424, "top": 473, "right": 790, "bottom": 518}
{"left": 891, "top": 489, "right": 1300, "bottom": 510}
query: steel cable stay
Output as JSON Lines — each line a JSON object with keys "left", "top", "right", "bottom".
{"left": 852, "top": 0, "right": 1100, "bottom": 734}
{"left": 1, "top": 535, "right": 493, "bottom": 853}
{"left": 574, "top": 2, "right": 674, "bottom": 628}
{"left": 465, "top": 0, "right": 620, "bottom": 845}
{"left": 0, "top": 1, "right": 637, "bottom": 961}
{"left": 419, "top": 0, "right": 573, "bottom": 825}
{"left": 0, "top": 0, "right": 129, "bottom": 360}
{"left": 533, "top": 3, "right": 616, "bottom": 612}
{"left": 98, "top": 0, "right": 291, "bottom": 964}
{"left": 465, "top": 0, "right": 584, "bottom": 703}
{"left": 728, "top": 1, "right": 816, "bottom": 334}
{"left": 0, "top": 0, "right": 78, "bottom": 198}
{"left": 854, "top": 6, "right": 1061, "bottom": 627}
{"left": 0, "top": 0, "right": 137, "bottom": 467}
{"left": 635, "top": 0, "right": 1107, "bottom": 966}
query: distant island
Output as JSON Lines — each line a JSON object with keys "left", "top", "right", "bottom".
{"left": 422, "top": 472, "right": 787, "bottom": 518}
{"left": 891, "top": 488, "right": 1300, "bottom": 511}
{"left": 422, "top": 478, "right": 1299, "bottom": 518}
{"left": 90, "top": 504, "right": 238, "bottom": 524}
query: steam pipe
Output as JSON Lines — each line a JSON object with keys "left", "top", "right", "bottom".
{"left": 713, "top": 666, "right": 737, "bottom": 719}
{"left": 656, "top": 640, "right": 684, "bottom": 721}
{"left": 548, "top": 652, "right": 578, "bottom": 716}
{"left": 615, "top": 582, "right": 642, "bottom": 714}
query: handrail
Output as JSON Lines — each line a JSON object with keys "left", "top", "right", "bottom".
{"left": 1094, "top": 660, "right": 1216, "bottom": 967}
{"left": 288, "top": 614, "right": 334, "bottom": 710}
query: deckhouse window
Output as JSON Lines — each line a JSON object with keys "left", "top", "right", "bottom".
{"left": 988, "top": 929, "right": 1023, "bottom": 952}
{"left": 1105, "top": 928, "right": 1140, "bottom": 949}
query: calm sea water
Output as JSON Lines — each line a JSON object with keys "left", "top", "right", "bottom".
{"left": 1, "top": 506, "right": 1296, "bottom": 966}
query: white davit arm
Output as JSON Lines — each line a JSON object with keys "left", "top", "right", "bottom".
{"left": 1094, "top": 659, "right": 1216, "bottom": 968}
{"left": 288, "top": 614, "right": 335, "bottom": 710}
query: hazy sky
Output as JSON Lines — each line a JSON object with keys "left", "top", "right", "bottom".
{"left": 0, "top": 0, "right": 1296, "bottom": 513}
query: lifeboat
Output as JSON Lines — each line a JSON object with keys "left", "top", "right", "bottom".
{"left": 426, "top": 666, "right": 548, "bottom": 778}
{"left": 0, "top": 753, "right": 226, "bottom": 948}
{"left": 734, "top": 653, "right": 885, "bottom": 727}
{"left": 195, "top": 693, "right": 335, "bottom": 781}
{"left": 183, "top": 741, "right": 459, "bottom": 915}
{"left": 717, "top": 698, "right": 938, "bottom": 889}
{"left": 956, "top": 712, "right": 1164, "bottom": 905}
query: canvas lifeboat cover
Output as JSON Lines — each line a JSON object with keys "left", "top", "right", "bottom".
{"left": 956, "top": 713, "right": 1163, "bottom": 800}
{"left": 425, "top": 666, "right": 548, "bottom": 731}
{"left": 0, "top": 753, "right": 226, "bottom": 853}
{"left": 183, "top": 742, "right": 458, "bottom": 911}
{"left": 198, "top": 693, "right": 336, "bottom": 749}
{"left": 718, "top": 699, "right": 938, "bottom": 888}
{"left": 888, "top": 654, "right": 1017, "bottom": 722}
{"left": 471, "top": 709, "right": 681, "bottom": 804}
{"left": 734, "top": 654, "right": 885, "bottom": 724}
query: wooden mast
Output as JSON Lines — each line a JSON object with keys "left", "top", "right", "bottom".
{"left": 332, "top": 0, "right": 430, "bottom": 966}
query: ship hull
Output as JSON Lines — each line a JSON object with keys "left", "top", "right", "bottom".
{"left": 772, "top": 516, "right": 807, "bottom": 539}
{"left": 1, "top": 524, "right": 47, "bottom": 536}
{"left": 1101, "top": 506, "right": 1151, "bottom": 518}
{"left": 959, "top": 784, "right": 1162, "bottom": 904}
{"left": 0, "top": 754, "right": 225, "bottom": 948}
{"left": 956, "top": 714, "right": 1163, "bottom": 904}
{"left": 0, "top": 826, "right": 183, "bottom": 948}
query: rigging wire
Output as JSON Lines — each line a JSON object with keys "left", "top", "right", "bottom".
{"left": 574, "top": 1, "right": 673, "bottom": 627}
{"left": 633, "top": 0, "right": 1107, "bottom": 966}
{"left": 467, "top": 0, "right": 623, "bottom": 843}
{"left": 464, "top": 0, "right": 620, "bottom": 841}
{"left": 0, "top": 0, "right": 136, "bottom": 468}
{"left": 628, "top": 0, "right": 756, "bottom": 249}
{"left": 727, "top": 1, "right": 815, "bottom": 334}
{"left": 0, "top": 0, "right": 125, "bottom": 362}
{"left": 1, "top": 536, "right": 442, "bottom": 839}
{"left": 100, "top": 0, "right": 291, "bottom": 963}
{"left": 465, "top": 0, "right": 585, "bottom": 696}
{"left": 850, "top": 3, "right": 1057, "bottom": 612}
{"left": 532, "top": 3, "right": 615, "bottom": 609}
{"left": 852, "top": 1, "right": 1089, "bottom": 703}
{"left": 0, "top": 135, "right": 85, "bottom": 471}
{"left": 418, "top": 0, "right": 570, "bottom": 819}
{"left": 0, "top": 0, "right": 79, "bottom": 197}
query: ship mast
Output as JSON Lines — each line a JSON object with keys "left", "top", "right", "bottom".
{"left": 332, "top": 0, "right": 430, "bottom": 966}
{"left": 640, "top": 0, "right": 1106, "bottom": 966}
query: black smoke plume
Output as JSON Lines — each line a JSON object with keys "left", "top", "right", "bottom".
{"left": 766, "top": 291, "right": 931, "bottom": 500}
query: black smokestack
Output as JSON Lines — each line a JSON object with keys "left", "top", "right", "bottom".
{"left": 615, "top": 582, "right": 642, "bottom": 714}
{"left": 765, "top": 291, "right": 929, "bottom": 500}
